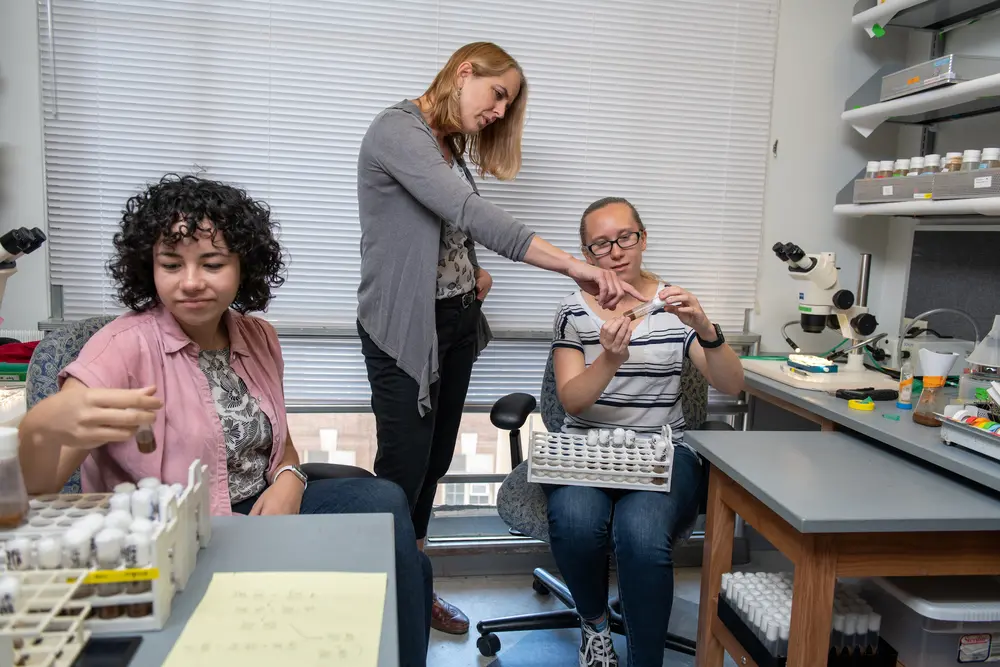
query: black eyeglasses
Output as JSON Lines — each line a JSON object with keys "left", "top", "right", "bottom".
{"left": 586, "top": 231, "right": 642, "bottom": 257}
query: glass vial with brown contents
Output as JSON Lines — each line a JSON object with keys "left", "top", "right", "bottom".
{"left": 920, "top": 154, "right": 941, "bottom": 174}
{"left": 0, "top": 427, "right": 29, "bottom": 529}
{"left": 123, "top": 533, "right": 154, "bottom": 617}
{"left": 135, "top": 424, "right": 156, "bottom": 454}
{"left": 962, "top": 149, "right": 982, "bottom": 172}
{"left": 893, "top": 159, "right": 910, "bottom": 177}
{"left": 94, "top": 528, "right": 126, "bottom": 619}
{"left": 980, "top": 148, "right": 1000, "bottom": 169}
{"left": 943, "top": 153, "right": 963, "bottom": 173}
{"left": 913, "top": 376, "right": 947, "bottom": 427}
{"left": 876, "top": 161, "right": 894, "bottom": 178}
{"left": 864, "top": 161, "right": 879, "bottom": 179}
{"left": 907, "top": 157, "right": 924, "bottom": 176}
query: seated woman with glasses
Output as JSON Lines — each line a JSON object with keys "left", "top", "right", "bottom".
{"left": 17, "top": 174, "right": 432, "bottom": 667}
{"left": 548, "top": 197, "right": 744, "bottom": 667}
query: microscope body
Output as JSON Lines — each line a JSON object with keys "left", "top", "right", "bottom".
{"left": 774, "top": 243, "right": 878, "bottom": 371}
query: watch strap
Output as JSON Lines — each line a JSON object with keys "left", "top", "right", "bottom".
{"left": 697, "top": 323, "right": 726, "bottom": 349}
{"left": 273, "top": 464, "right": 308, "bottom": 490}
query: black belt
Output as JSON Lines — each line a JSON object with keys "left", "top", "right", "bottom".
{"left": 438, "top": 290, "right": 476, "bottom": 309}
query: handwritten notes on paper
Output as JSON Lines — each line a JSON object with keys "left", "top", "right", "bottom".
{"left": 163, "top": 571, "right": 388, "bottom": 667}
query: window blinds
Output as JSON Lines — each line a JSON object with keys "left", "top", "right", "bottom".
{"left": 38, "top": 0, "right": 778, "bottom": 405}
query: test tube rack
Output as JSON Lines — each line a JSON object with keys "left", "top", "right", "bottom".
{"left": 527, "top": 426, "right": 675, "bottom": 492}
{"left": 0, "top": 460, "right": 211, "bottom": 635}
{"left": 0, "top": 569, "right": 91, "bottom": 667}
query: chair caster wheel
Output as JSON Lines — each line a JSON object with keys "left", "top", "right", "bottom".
{"left": 477, "top": 633, "right": 501, "bottom": 657}
{"left": 532, "top": 578, "right": 550, "bottom": 595}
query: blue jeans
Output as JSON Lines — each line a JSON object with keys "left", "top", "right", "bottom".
{"left": 232, "top": 477, "right": 433, "bottom": 667}
{"left": 544, "top": 446, "right": 704, "bottom": 667}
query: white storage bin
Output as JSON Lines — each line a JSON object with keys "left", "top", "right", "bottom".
{"left": 863, "top": 576, "right": 1000, "bottom": 666}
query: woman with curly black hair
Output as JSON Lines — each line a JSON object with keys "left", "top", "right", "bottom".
{"left": 18, "top": 174, "right": 433, "bottom": 667}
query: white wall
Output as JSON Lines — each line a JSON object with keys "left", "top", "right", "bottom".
{"left": 750, "top": 0, "right": 910, "bottom": 353}
{"left": 0, "top": 0, "right": 49, "bottom": 332}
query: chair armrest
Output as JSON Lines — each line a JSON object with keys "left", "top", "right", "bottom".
{"left": 696, "top": 420, "right": 734, "bottom": 431}
{"left": 300, "top": 463, "right": 375, "bottom": 481}
{"left": 490, "top": 392, "right": 537, "bottom": 431}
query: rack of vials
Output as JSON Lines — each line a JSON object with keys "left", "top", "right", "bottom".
{"left": 0, "top": 459, "right": 210, "bottom": 652}
{"left": 719, "top": 572, "right": 893, "bottom": 664}
{"left": 527, "top": 425, "right": 674, "bottom": 492}
{"left": 0, "top": 568, "right": 92, "bottom": 667}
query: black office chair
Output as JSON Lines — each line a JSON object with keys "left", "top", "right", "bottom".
{"left": 476, "top": 350, "right": 732, "bottom": 658}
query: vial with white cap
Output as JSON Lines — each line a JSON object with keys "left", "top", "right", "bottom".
{"left": 109, "top": 492, "right": 133, "bottom": 514}
{"left": 843, "top": 613, "right": 858, "bottom": 654}
{"left": 94, "top": 528, "right": 125, "bottom": 600}
{"left": 764, "top": 618, "right": 779, "bottom": 655}
{"left": 62, "top": 529, "right": 94, "bottom": 598}
{"left": 104, "top": 510, "right": 134, "bottom": 532}
{"left": 0, "top": 574, "right": 20, "bottom": 616}
{"left": 74, "top": 512, "right": 105, "bottom": 538}
{"left": 170, "top": 482, "right": 185, "bottom": 499}
{"left": 831, "top": 612, "right": 846, "bottom": 653}
{"left": 137, "top": 477, "right": 161, "bottom": 492}
{"left": 129, "top": 517, "right": 155, "bottom": 537}
{"left": 981, "top": 147, "right": 1000, "bottom": 169}
{"left": 963, "top": 149, "right": 983, "bottom": 172}
{"left": 4, "top": 536, "right": 33, "bottom": 570}
{"left": 856, "top": 612, "right": 870, "bottom": 654}
{"left": 122, "top": 532, "right": 154, "bottom": 604}
{"left": 113, "top": 482, "right": 137, "bottom": 495}
{"left": 36, "top": 536, "right": 63, "bottom": 570}
{"left": 864, "top": 161, "right": 879, "bottom": 179}
{"left": 778, "top": 620, "right": 790, "bottom": 657}
{"left": 623, "top": 295, "right": 666, "bottom": 321}
{"left": 868, "top": 612, "right": 881, "bottom": 653}
{"left": 131, "top": 488, "right": 156, "bottom": 521}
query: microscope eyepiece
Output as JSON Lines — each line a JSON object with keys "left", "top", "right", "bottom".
{"left": 24, "top": 228, "right": 47, "bottom": 254}
{"left": 0, "top": 228, "right": 35, "bottom": 257}
{"left": 772, "top": 242, "right": 789, "bottom": 261}
{"left": 782, "top": 243, "right": 806, "bottom": 263}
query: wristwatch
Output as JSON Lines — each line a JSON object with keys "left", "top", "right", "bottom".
{"left": 697, "top": 323, "right": 726, "bottom": 349}
{"left": 273, "top": 464, "right": 308, "bottom": 489}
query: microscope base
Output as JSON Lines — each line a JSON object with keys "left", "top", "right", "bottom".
{"left": 742, "top": 358, "right": 898, "bottom": 391}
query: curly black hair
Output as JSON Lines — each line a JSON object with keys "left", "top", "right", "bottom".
{"left": 107, "top": 174, "right": 286, "bottom": 313}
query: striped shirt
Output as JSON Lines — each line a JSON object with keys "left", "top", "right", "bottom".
{"left": 552, "top": 288, "right": 697, "bottom": 451}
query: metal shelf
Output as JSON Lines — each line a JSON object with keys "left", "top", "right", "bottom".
{"left": 853, "top": 0, "right": 1000, "bottom": 37}
{"left": 842, "top": 71, "right": 1000, "bottom": 136}
{"left": 834, "top": 196, "right": 1000, "bottom": 217}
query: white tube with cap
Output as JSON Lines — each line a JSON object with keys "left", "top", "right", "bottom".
{"left": 113, "top": 482, "right": 137, "bottom": 495}
{"left": 94, "top": 528, "right": 126, "bottom": 596}
{"left": 109, "top": 492, "right": 133, "bottom": 514}
{"left": 137, "top": 477, "right": 161, "bottom": 491}
{"left": 5, "top": 536, "right": 33, "bottom": 570}
{"left": 0, "top": 574, "right": 21, "bottom": 616}
{"left": 105, "top": 509, "right": 134, "bottom": 531}
{"left": 36, "top": 536, "right": 62, "bottom": 570}
{"left": 131, "top": 488, "right": 156, "bottom": 521}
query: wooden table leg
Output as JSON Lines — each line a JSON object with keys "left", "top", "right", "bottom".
{"left": 696, "top": 466, "right": 735, "bottom": 667}
{"left": 787, "top": 535, "right": 837, "bottom": 667}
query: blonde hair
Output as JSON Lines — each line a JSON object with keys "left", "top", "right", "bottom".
{"left": 421, "top": 42, "right": 528, "bottom": 181}
{"left": 579, "top": 197, "right": 660, "bottom": 282}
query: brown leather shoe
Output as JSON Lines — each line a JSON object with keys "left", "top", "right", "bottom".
{"left": 431, "top": 592, "right": 469, "bottom": 635}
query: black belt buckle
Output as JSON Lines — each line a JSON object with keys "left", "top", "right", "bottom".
{"left": 461, "top": 292, "right": 475, "bottom": 308}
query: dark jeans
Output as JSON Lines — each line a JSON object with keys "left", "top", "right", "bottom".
{"left": 232, "top": 477, "right": 433, "bottom": 667}
{"left": 543, "top": 446, "right": 704, "bottom": 667}
{"left": 358, "top": 292, "right": 481, "bottom": 540}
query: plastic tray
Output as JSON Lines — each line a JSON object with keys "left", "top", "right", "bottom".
{"left": 0, "top": 568, "right": 91, "bottom": 667}
{"left": 937, "top": 413, "right": 1000, "bottom": 464}
{"left": 852, "top": 175, "right": 934, "bottom": 203}
{"left": 527, "top": 425, "right": 674, "bottom": 492}
{"left": 0, "top": 460, "right": 211, "bottom": 635}
{"left": 932, "top": 168, "right": 1000, "bottom": 200}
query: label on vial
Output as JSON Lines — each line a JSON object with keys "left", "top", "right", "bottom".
{"left": 70, "top": 568, "right": 160, "bottom": 585}
{"left": 957, "top": 633, "right": 991, "bottom": 662}
{"left": 881, "top": 185, "right": 893, "bottom": 196}
{"left": 974, "top": 176, "right": 993, "bottom": 189}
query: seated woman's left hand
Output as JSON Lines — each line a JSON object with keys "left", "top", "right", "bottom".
{"left": 658, "top": 285, "right": 712, "bottom": 335}
{"left": 475, "top": 267, "right": 493, "bottom": 301}
{"left": 249, "top": 473, "right": 305, "bottom": 516}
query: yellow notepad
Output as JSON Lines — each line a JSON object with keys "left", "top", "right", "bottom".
{"left": 163, "top": 571, "right": 388, "bottom": 667}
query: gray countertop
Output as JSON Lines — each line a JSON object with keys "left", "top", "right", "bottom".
{"left": 745, "top": 371, "right": 1000, "bottom": 494}
{"left": 130, "top": 514, "right": 398, "bottom": 667}
{"left": 686, "top": 430, "right": 1000, "bottom": 533}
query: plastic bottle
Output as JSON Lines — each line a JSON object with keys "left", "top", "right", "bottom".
{"left": 962, "top": 149, "right": 983, "bottom": 172}
{"left": 921, "top": 154, "right": 941, "bottom": 174}
{"left": 907, "top": 156, "right": 924, "bottom": 176}
{"left": 0, "top": 426, "right": 29, "bottom": 529}
{"left": 876, "top": 161, "right": 895, "bottom": 178}
{"left": 981, "top": 147, "right": 1000, "bottom": 169}
{"left": 864, "top": 161, "right": 879, "bottom": 179}
{"left": 893, "top": 158, "right": 910, "bottom": 177}
{"left": 896, "top": 358, "right": 914, "bottom": 410}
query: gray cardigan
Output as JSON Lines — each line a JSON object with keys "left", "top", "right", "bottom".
{"left": 356, "top": 100, "right": 536, "bottom": 416}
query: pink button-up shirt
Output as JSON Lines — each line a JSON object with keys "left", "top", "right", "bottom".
{"left": 59, "top": 305, "right": 288, "bottom": 516}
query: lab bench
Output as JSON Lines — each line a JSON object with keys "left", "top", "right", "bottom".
{"left": 689, "top": 430, "right": 1000, "bottom": 667}
{"left": 742, "top": 368, "right": 1000, "bottom": 494}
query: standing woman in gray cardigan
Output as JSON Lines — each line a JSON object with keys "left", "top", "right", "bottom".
{"left": 356, "top": 41, "right": 641, "bottom": 635}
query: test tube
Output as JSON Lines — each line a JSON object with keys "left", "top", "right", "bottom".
{"left": 135, "top": 423, "right": 156, "bottom": 454}
{"left": 62, "top": 529, "right": 94, "bottom": 598}
{"left": 123, "top": 533, "right": 153, "bottom": 618}
{"left": 4, "top": 537, "right": 33, "bottom": 571}
{"left": 137, "top": 477, "right": 161, "bottom": 492}
{"left": 36, "top": 536, "right": 62, "bottom": 571}
{"left": 104, "top": 510, "right": 133, "bottom": 531}
{"left": 113, "top": 482, "right": 137, "bottom": 495}
{"left": 764, "top": 619, "right": 779, "bottom": 656}
{"left": 868, "top": 613, "right": 881, "bottom": 653}
{"left": 831, "top": 612, "right": 845, "bottom": 653}
{"left": 752, "top": 605, "right": 765, "bottom": 640}
{"left": 778, "top": 620, "right": 790, "bottom": 657}
{"left": 108, "top": 492, "right": 132, "bottom": 514}
{"left": 843, "top": 613, "right": 858, "bottom": 655}
{"left": 94, "top": 528, "right": 125, "bottom": 619}
{"left": 129, "top": 517, "right": 155, "bottom": 537}
{"left": 0, "top": 573, "right": 19, "bottom": 615}
{"left": 858, "top": 612, "right": 871, "bottom": 652}
{"left": 721, "top": 572, "right": 732, "bottom": 595}
{"left": 131, "top": 488, "right": 156, "bottom": 521}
